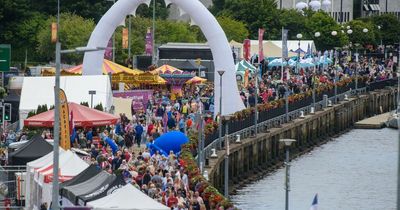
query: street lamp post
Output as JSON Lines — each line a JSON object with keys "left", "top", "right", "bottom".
{"left": 52, "top": 45, "right": 105, "bottom": 210}
{"left": 88, "top": 90, "right": 97, "bottom": 108}
{"left": 331, "top": 30, "right": 338, "bottom": 104}
{"left": 354, "top": 43, "right": 360, "bottom": 94}
{"left": 313, "top": 32, "right": 321, "bottom": 110}
{"left": 280, "top": 139, "right": 296, "bottom": 210}
{"left": 254, "top": 63, "right": 260, "bottom": 136}
{"left": 217, "top": 70, "right": 225, "bottom": 149}
{"left": 224, "top": 114, "right": 232, "bottom": 198}
{"left": 362, "top": 28, "right": 369, "bottom": 71}
{"left": 197, "top": 83, "right": 206, "bottom": 173}
{"left": 296, "top": 33, "right": 303, "bottom": 74}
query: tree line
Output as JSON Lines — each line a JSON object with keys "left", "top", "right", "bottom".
{"left": 1, "top": 0, "right": 399, "bottom": 68}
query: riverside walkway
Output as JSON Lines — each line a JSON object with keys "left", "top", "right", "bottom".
{"left": 354, "top": 112, "right": 392, "bottom": 129}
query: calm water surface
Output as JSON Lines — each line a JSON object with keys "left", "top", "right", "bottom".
{"left": 231, "top": 128, "right": 398, "bottom": 210}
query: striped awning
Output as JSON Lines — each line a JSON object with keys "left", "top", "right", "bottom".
{"left": 64, "top": 59, "right": 142, "bottom": 75}
{"left": 149, "top": 64, "right": 183, "bottom": 74}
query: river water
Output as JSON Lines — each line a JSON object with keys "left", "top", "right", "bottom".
{"left": 231, "top": 128, "right": 398, "bottom": 210}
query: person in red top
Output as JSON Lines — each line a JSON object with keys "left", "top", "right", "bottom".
{"left": 167, "top": 192, "right": 178, "bottom": 208}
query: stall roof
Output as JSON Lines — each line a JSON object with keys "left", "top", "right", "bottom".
{"left": 87, "top": 184, "right": 170, "bottom": 210}
{"left": 9, "top": 135, "right": 52, "bottom": 165}
{"left": 61, "top": 171, "right": 115, "bottom": 205}
{"left": 60, "top": 165, "right": 101, "bottom": 193}
{"left": 77, "top": 175, "right": 125, "bottom": 205}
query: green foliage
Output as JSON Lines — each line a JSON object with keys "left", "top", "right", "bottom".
{"left": 36, "top": 104, "right": 48, "bottom": 114}
{"left": 345, "top": 20, "right": 376, "bottom": 47}
{"left": 0, "top": 87, "right": 6, "bottom": 99}
{"left": 49, "top": 105, "right": 55, "bottom": 110}
{"left": 370, "top": 14, "right": 400, "bottom": 46}
{"left": 94, "top": 103, "right": 104, "bottom": 111}
{"left": 214, "top": 0, "right": 280, "bottom": 39}
{"left": 217, "top": 16, "right": 249, "bottom": 42}
{"left": 136, "top": 0, "right": 169, "bottom": 20}
{"left": 80, "top": 102, "right": 89, "bottom": 107}
{"left": 115, "top": 17, "right": 203, "bottom": 64}
{"left": 305, "top": 12, "right": 348, "bottom": 51}
{"left": 27, "top": 110, "right": 37, "bottom": 118}
{"left": 36, "top": 13, "right": 95, "bottom": 64}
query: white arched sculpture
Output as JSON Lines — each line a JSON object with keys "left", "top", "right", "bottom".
{"left": 82, "top": 0, "right": 245, "bottom": 116}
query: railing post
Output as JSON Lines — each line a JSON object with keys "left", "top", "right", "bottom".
{"left": 323, "top": 94, "right": 328, "bottom": 108}
{"left": 285, "top": 91, "right": 289, "bottom": 123}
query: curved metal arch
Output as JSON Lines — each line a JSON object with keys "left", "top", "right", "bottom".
{"left": 82, "top": 0, "right": 244, "bottom": 115}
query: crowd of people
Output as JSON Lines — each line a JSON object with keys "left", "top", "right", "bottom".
{"left": 0, "top": 54, "right": 397, "bottom": 210}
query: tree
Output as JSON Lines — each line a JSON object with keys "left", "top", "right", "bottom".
{"left": 278, "top": 9, "right": 308, "bottom": 40}
{"left": 94, "top": 103, "right": 104, "bottom": 111}
{"left": 370, "top": 14, "right": 400, "bottom": 46}
{"left": 136, "top": 0, "right": 169, "bottom": 20}
{"left": 36, "top": 13, "right": 95, "bottom": 64}
{"left": 80, "top": 102, "right": 89, "bottom": 107}
{"left": 214, "top": 0, "right": 281, "bottom": 39}
{"left": 345, "top": 20, "right": 376, "bottom": 47}
{"left": 305, "top": 12, "right": 348, "bottom": 51}
{"left": 217, "top": 16, "right": 249, "bottom": 42}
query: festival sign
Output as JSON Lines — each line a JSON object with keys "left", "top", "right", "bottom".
{"left": 113, "top": 90, "right": 153, "bottom": 111}
{"left": 59, "top": 89, "right": 71, "bottom": 150}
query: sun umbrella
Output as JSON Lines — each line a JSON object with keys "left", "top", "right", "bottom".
{"left": 150, "top": 64, "right": 183, "bottom": 74}
{"left": 186, "top": 76, "right": 207, "bottom": 84}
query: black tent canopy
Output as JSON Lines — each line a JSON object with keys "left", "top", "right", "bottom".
{"left": 61, "top": 171, "right": 124, "bottom": 205}
{"left": 77, "top": 175, "right": 126, "bottom": 205}
{"left": 60, "top": 164, "right": 101, "bottom": 197}
{"left": 8, "top": 135, "right": 52, "bottom": 165}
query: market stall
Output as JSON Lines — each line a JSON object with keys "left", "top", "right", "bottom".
{"left": 24, "top": 102, "right": 118, "bottom": 128}
{"left": 8, "top": 135, "right": 52, "bottom": 165}
{"left": 87, "top": 184, "right": 169, "bottom": 210}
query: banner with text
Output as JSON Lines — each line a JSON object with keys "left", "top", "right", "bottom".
{"left": 113, "top": 90, "right": 153, "bottom": 111}
{"left": 59, "top": 89, "right": 71, "bottom": 150}
{"left": 122, "top": 28, "right": 128, "bottom": 49}
{"left": 145, "top": 27, "right": 153, "bottom": 56}
{"left": 243, "top": 39, "right": 250, "bottom": 61}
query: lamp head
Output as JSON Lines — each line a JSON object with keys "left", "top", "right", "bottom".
{"left": 217, "top": 70, "right": 225, "bottom": 76}
{"left": 347, "top": 29, "right": 353, "bottom": 34}
{"left": 279, "top": 139, "right": 296, "bottom": 146}
{"left": 363, "top": 28, "right": 369, "bottom": 33}
{"left": 296, "top": 33, "right": 303, "bottom": 39}
{"left": 331, "top": 31, "right": 337, "bottom": 36}
{"left": 314, "top": 32, "right": 321, "bottom": 38}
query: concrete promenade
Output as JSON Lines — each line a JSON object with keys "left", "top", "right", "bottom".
{"left": 354, "top": 112, "right": 392, "bottom": 129}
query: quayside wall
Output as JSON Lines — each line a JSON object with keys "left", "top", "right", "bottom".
{"left": 205, "top": 87, "right": 397, "bottom": 194}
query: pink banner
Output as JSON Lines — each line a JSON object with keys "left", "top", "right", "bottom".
{"left": 113, "top": 90, "right": 153, "bottom": 111}
{"left": 145, "top": 27, "right": 153, "bottom": 56}
{"left": 104, "top": 38, "right": 113, "bottom": 60}
{"left": 258, "top": 28, "right": 265, "bottom": 62}
{"left": 243, "top": 39, "right": 250, "bottom": 61}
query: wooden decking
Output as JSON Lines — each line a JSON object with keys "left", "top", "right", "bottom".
{"left": 354, "top": 112, "right": 391, "bottom": 129}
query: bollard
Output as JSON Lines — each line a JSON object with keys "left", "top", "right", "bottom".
{"left": 323, "top": 95, "right": 328, "bottom": 108}
{"left": 235, "top": 134, "right": 241, "bottom": 143}
{"left": 299, "top": 111, "right": 305, "bottom": 118}
{"left": 310, "top": 107, "right": 315, "bottom": 114}
{"left": 328, "top": 100, "right": 333, "bottom": 107}
{"left": 344, "top": 94, "right": 349, "bottom": 101}
{"left": 210, "top": 148, "right": 218, "bottom": 158}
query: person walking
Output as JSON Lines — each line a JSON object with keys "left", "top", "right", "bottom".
{"left": 135, "top": 122, "right": 144, "bottom": 148}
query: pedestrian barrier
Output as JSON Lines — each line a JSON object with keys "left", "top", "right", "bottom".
{"left": 199, "top": 78, "right": 397, "bottom": 162}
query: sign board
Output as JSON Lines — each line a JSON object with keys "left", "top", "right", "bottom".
{"left": 113, "top": 90, "right": 153, "bottom": 111}
{"left": 0, "top": 44, "right": 11, "bottom": 72}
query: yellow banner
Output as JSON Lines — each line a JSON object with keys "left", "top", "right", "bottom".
{"left": 122, "top": 28, "right": 128, "bottom": 49}
{"left": 244, "top": 69, "right": 249, "bottom": 88}
{"left": 51, "top": 22, "right": 57, "bottom": 44}
{"left": 59, "top": 89, "right": 71, "bottom": 150}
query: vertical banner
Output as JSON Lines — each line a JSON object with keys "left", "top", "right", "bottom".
{"left": 258, "top": 28, "right": 265, "bottom": 63}
{"left": 122, "top": 28, "right": 128, "bottom": 49}
{"left": 145, "top": 27, "right": 153, "bottom": 56}
{"left": 51, "top": 22, "right": 57, "bottom": 44}
{"left": 59, "top": 89, "right": 71, "bottom": 150}
{"left": 282, "top": 28, "right": 289, "bottom": 80}
{"left": 243, "top": 39, "right": 250, "bottom": 61}
{"left": 282, "top": 28, "right": 289, "bottom": 59}
{"left": 244, "top": 69, "right": 249, "bottom": 88}
{"left": 104, "top": 39, "right": 113, "bottom": 60}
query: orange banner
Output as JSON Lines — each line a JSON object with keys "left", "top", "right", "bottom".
{"left": 244, "top": 69, "right": 249, "bottom": 88}
{"left": 59, "top": 89, "right": 71, "bottom": 150}
{"left": 51, "top": 22, "right": 57, "bottom": 43}
{"left": 122, "top": 28, "right": 128, "bottom": 49}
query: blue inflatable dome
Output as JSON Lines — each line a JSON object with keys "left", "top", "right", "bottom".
{"left": 147, "top": 131, "right": 189, "bottom": 156}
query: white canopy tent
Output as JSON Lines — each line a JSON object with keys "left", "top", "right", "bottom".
{"left": 26, "top": 150, "right": 88, "bottom": 210}
{"left": 87, "top": 184, "right": 169, "bottom": 210}
{"left": 19, "top": 75, "right": 113, "bottom": 129}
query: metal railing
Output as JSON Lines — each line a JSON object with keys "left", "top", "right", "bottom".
{"left": 201, "top": 78, "right": 396, "bottom": 161}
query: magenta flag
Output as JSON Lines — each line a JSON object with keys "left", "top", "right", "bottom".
{"left": 145, "top": 27, "right": 153, "bottom": 56}
{"left": 104, "top": 38, "right": 113, "bottom": 60}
